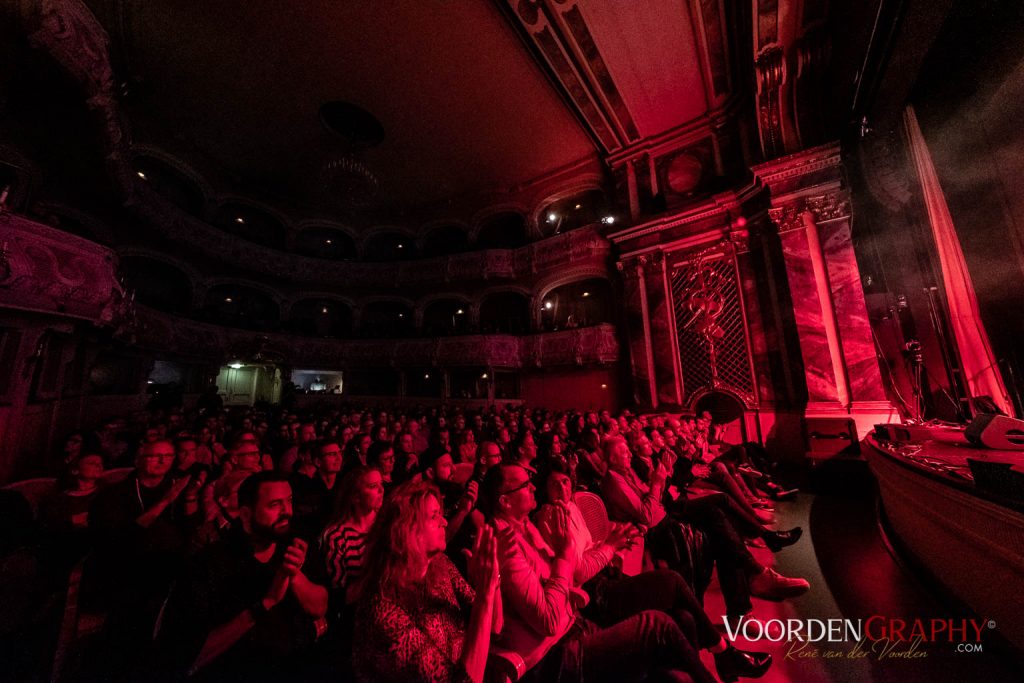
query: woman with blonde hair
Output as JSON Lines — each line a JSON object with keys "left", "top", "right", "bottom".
{"left": 354, "top": 480, "right": 501, "bottom": 683}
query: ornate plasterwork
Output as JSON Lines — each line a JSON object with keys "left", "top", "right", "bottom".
{"left": 767, "top": 190, "right": 851, "bottom": 233}
{"left": 132, "top": 305, "right": 619, "bottom": 370}
{"left": 0, "top": 212, "right": 123, "bottom": 324}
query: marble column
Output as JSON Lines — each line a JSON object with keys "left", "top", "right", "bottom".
{"left": 618, "top": 258, "right": 656, "bottom": 409}
{"left": 770, "top": 201, "right": 844, "bottom": 409}
{"left": 644, "top": 253, "right": 682, "bottom": 407}
{"left": 807, "top": 194, "right": 887, "bottom": 404}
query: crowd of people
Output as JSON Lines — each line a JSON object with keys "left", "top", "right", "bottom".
{"left": 4, "top": 399, "right": 809, "bottom": 682}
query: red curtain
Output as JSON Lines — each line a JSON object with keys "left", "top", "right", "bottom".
{"left": 904, "top": 105, "right": 1014, "bottom": 416}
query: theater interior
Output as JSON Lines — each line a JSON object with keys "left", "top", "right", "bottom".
{"left": 2, "top": 1, "right": 1023, "bottom": 682}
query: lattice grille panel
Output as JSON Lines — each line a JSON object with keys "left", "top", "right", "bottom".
{"left": 670, "top": 252, "right": 754, "bottom": 404}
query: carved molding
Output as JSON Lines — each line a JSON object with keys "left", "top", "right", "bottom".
{"left": 0, "top": 212, "right": 122, "bottom": 324}
{"left": 132, "top": 305, "right": 619, "bottom": 369}
{"left": 767, "top": 190, "right": 851, "bottom": 233}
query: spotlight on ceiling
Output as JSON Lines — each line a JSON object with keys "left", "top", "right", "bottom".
{"left": 397, "top": 243, "right": 404, "bottom": 249}
{"left": 601, "top": 215, "right": 616, "bottom": 225}
{"left": 582, "top": 292, "right": 590, "bottom": 297}
{"left": 235, "top": 217, "right": 245, "bottom": 224}
{"left": 601, "top": 383, "right": 608, "bottom": 389}
{"left": 481, "top": 373, "right": 489, "bottom": 379}
{"left": 136, "top": 171, "right": 147, "bottom": 179}
{"left": 424, "top": 373, "right": 430, "bottom": 379}
{"left": 321, "top": 307, "right": 329, "bottom": 314}
{"left": 229, "top": 363, "right": 244, "bottom": 369}
{"left": 146, "top": 380, "right": 154, "bottom": 384}
{"left": 398, "top": 313, "right": 405, "bottom": 318}
{"left": 325, "top": 239, "right": 332, "bottom": 245}
{"left": 547, "top": 213, "right": 558, "bottom": 223}
{"left": 574, "top": 204, "right": 582, "bottom": 210}
{"left": 224, "top": 297, "right": 233, "bottom": 303}
{"left": 456, "top": 309, "right": 464, "bottom": 315}
{"left": 544, "top": 301, "right": 553, "bottom": 310}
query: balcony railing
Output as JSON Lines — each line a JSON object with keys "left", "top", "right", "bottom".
{"left": 0, "top": 213, "right": 123, "bottom": 323}
{"left": 133, "top": 185, "right": 611, "bottom": 288}
{"left": 133, "top": 305, "right": 620, "bottom": 369}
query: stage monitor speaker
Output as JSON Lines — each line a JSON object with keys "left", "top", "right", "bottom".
{"left": 804, "top": 418, "right": 859, "bottom": 457}
{"left": 964, "top": 414, "right": 1024, "bottom": 450}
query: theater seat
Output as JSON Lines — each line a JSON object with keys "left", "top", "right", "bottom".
{"left": 1, "top": 477, "right": 57, "bottom": 520}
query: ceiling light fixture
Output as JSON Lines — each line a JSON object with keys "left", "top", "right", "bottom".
{"left": 325, "top": 239, "right": 332, "bottom": 245}
{"left": 601, "top": 215, "right": 616, "bottom": 225}
{"left": 547, "top": 213, "right": 558, "bottom": 223}
{"left": 321, "top": 307, "right": 329, "bottom": 314}
{"left": 229, "top": 363, "right": 244, "bottom": 369}
{"left": 136, "top": 171, "right": 147, "bottom": 179}
{"left": 424, "top": 373, "right": 430, "bottom": 379}
{"left": 544, "top": 301, "right": 553, "bottom": 310}
{"left": 582, "top": 292, "right": 590, "bottom": 297}
{"left": 481, "top": 373, "right": 488, "bottom": 379}
{"left": 224, "top": 297, "right": 233, "bottom": 303}
{"left": 456, "top": 309, "right": 464, "bottom": 315}
{"left": 235, "top": 217, "right": 245, "bottom": 224}
{"left": 574, "top": 204, "right": 582, "bottom": 210}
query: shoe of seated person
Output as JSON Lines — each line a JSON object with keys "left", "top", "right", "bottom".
{"left": 749, "top": 568, "right": 810, "bottom": 600}
{"left": 754, "top": 508, "right": 775, "bottom": 524}
{"left": 714, "top": 645, "right": 772, "bottom": 682}
{"left": 768, "top": 486, "right": 798, "bottom": 501}
{"left": 763, "top": 526, "right": 802, "bottom": 552}
{"left": 746, "top": 537, "right": 767, "bottom": 549}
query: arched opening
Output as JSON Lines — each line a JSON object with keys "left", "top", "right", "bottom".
{"left": 538, "top": 189, "right": 611, "bottom": 237}
{"left": 480, "top": 292, "right": 529, "bottom": 334}
{"left": 288, "top": 299, "right": 354, "bottom": 338}
{"left": 421, "top": 224, "right": 470, "bottom": 257}
{"left": 212, "top": 202, "right": 287, "bottom": 250}
{"left": 120, "top": 256, "right": 193, "bottom": 315}
{"left": 364, "top": 232, "right": 415, "bottom": 261}
{"left": 476, "top": 212, "right": 528, "bottom": 249}
{"left": 293, "top": 228, "right": 358, "bottom": 260}
{"left": 422, "top": 299, "right": 471, "bottom": 336}
{"left": 361, "top": 300, "right": 414, "bottom": 337}
{"left": 133, "top": 156, "right": 206, "bottom": 218}
{"left": 539, "top": 278, "right": 613, "bottom": 331}
{"left": 203, "top": 284, "right": 279, "bottom": 331}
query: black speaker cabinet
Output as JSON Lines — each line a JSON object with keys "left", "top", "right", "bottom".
{"left": 965, "top": 414, "right": 1024, "bottom": 450}
{"left": 803, "top": 417, "right": 859, "bottom": 457}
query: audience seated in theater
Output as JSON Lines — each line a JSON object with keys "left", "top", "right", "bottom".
{"left": 353, "top": 480, "right": 501, "bottom": 683}
{"left": 320, "top": 466, "right": 384, "bottom": 607}
{"left": 600, "top": 436, "right": 808, "bottom": 618}
{"left": 291, "top": 440, "right": 344, "bottom": 540}
{"left": 421, "top": 446, "right": 479, "bottom": 543}
{"left": 189, "top": 470, "right": 249, "bottom": 555}
{"left": 392, "top": 430, "right": 421, "bottom": 482}
{"left": 85, "top": 438, "right": 204, "bottom": 678}
{"left": 535, "top": 465, "right": 773, "bottom": 681}
{"left": 40, "top": 452, "right": 105, "bottom": 572}
{"left": 2, "top": 400, "right": 820, "bottom": 682}
{"left": 366, "top": 441, "right": 397, "bottom": 492}
{"left": 479, "top": 461, "right": 721, "bottom": 683}
{"left": 156, "top": 472, "right": 328, "bottom": 682}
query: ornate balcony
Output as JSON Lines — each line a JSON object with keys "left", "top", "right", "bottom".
{"left": 132, "top": 305, "right": 620, "bottom": 370}
{"left": 131, "top": 185, "right": 611, "bottom": 289}
{"left": 0, "top": 213, "right": 123, "bottom": 323}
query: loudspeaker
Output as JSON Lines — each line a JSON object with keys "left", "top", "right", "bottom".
{"left": 964, "top": 414, "right": 1024, "bottom": 450}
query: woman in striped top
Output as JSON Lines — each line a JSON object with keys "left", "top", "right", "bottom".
{"left": 320, "top": 467, "right": 385, "bottom": 605}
